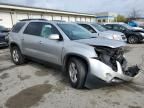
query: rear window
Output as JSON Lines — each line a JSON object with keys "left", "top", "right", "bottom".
{"left": 12, "top": 22, "right": 25, "bottom": 33}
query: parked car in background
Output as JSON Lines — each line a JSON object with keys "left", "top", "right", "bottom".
{"left": 0, "top": 25, "right": 9, "bottom": 47}
{"left": 103, "top": 23, "right": 144, "bottom": 44}
{"left": 78, "top": 23, "right": 127, "bottom": 42}
{"left": 9, "top": 19, "right": 139, "bottom": 89}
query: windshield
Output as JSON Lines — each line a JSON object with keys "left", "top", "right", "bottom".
{"left": 92, "top": 24, "right": 107, "bottom": 32}
{"left": 58, "top": 24, "right": 93, "bottom": 40}
{"left": 122, "top": 23, "right": 133, "bottom": 29}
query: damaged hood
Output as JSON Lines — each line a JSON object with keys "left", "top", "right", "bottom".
{"left": 74, "top": 38, "right": 126, "bottom": 48}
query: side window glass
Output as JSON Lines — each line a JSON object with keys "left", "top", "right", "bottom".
{"left": 119, "top": 26, "right": 126, "bottom": 31}
{"left": 80, "top": 24, "right": 96, "bottom": 33}
{"left": 40, "top": 23, "right": 60, "bottom": 38}
{"left": 113, "top": 25, "right": 120, "bottom": 31}
{"left": 24, "top": 22, "right": 43, "bottom": 36}
{"left": 12, "top": 22, "right": 25, "bottom": 33}
{"left": 105, "top": 25, "right": 112, "bottom": 29}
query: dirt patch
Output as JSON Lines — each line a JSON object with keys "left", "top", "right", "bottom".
{"left": 0, "top": 73, "right": 9, "bottom": 79}
{"left": 17, "top": 75, "right": 31, "bottom": 81}
{"left": 44, "top": 80, "right": 49, "bottom": 84}
{"left": 0, "top": 65, "right": 17, "bottom": 73}
{"left": 112, "top": 102, "right": 120, "bottom": 105}
{"left": 35, "top": 70, "right": 49, "bottom": 77}
{"left": 5, "top": 84, "right": 53, "bottom": 108}
{"left": 0, "top": 54, "right": 11, "bottom": 61}
{"left": 0, "top": 82, "right": 2, "bottom": 87}
{"left": 128, "top": 105, "right": 141, "bottom": 108}
{"left": 53, "top": 79, "right": 66, "bottom": 93}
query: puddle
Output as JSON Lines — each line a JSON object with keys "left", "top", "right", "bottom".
{"left": 0, "top": 73, "right": 9, "bottom": 79}
{"left": 0, "top": 54, "right": 11, "bottom": 61}
{"left": 128, "top": 105, "right": 141, "bottom": 108}
{"left": 35, "top": 70, "right": 49, "bottom": 77}
{"left": 5, "top": 84, "right": 53, "bottom": 108}
{"left": 0, "top": 65, "right": 18, "bottom": 73}
{"left": 17, "top": 75, "right": 31, "bottom": 81}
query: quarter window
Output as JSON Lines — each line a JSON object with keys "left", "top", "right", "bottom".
{"left": 12, "top": 22, "right": 25, "bottom": 33}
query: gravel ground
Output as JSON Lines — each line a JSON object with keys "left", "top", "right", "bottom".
{"left": 0, "top": 44, "right": 144, "bottom": 108}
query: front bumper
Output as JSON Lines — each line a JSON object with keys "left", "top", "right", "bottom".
{"left": 85, "top": 58, "right": 139, "bottom": 87}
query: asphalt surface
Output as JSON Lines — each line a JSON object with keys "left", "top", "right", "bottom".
{"left": 0, "top": 44, "right": 144, "bottom": 108}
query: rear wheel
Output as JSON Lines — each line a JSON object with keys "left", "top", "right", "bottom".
{"left": 67, "top": 58, "right": 87, "bottom": 89}
{"left": 128, "top": 36, "right": 139, "bottom": 44}
{"left": 11, "top": 46, "right": 26, "bottom": 65}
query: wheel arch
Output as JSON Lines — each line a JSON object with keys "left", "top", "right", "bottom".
{"left": 63, "top": 53, "right": 90, "bottom": 73}
{"left": 10, "top": 42, "right": 20, "bottom": 52}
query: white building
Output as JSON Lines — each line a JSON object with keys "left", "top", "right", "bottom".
{"left": 95, "top": 12, "right": 118, "bottom": 23}
{"left": 0, "top": 3, "right": 96, "bottom": 28}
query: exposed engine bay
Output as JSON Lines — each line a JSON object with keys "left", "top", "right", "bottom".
{"left": 95, "top": 46, "right": 140, "bottom": 77}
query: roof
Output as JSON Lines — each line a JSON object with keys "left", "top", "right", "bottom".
{"left": 0, "top": 3, "right": 96, "bottom": 17}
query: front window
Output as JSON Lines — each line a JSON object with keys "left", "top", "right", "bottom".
{"left": 121, "top": 23, "right": 133, "bottom": 29}
{"left": 58, "top": 24, "right": 93, "bottom": 40}
{"left": 91, "top": 24, "right": 107, "bottom": 32}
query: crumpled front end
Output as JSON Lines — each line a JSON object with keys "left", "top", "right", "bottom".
{"left": 85, "top": 46, "right": 140, "bottom": 87}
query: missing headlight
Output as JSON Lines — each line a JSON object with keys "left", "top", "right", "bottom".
{"left": 95, "top": 46, "right": 126, "bottom": 71}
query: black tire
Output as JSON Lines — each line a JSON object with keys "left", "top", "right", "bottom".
{"left": 11, "top": 46, "right": 26, "bottom": 65}
{"left": 127, "top": 36, "right": 139, "bottom": 44}
{"left": 67, "top": 58, "right": 87, "bottom": 89}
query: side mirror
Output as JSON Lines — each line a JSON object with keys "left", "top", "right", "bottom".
{"left": 48, "top": 34, "right": 60, "bottom": 40}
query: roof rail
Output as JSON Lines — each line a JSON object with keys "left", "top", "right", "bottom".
{"left": 20, "top": 19, "right": 48, "bottom": 21}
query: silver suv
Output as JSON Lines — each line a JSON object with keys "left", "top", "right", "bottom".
{"left": 78, "top": 23, "right": 127, "bottom": 42}
{"left": 9, "top": 19, "right": 139, "bottom": 89}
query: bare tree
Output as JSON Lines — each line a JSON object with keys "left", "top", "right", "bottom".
{"left": 128, "top": 8, "right": 141, "bottom": 19}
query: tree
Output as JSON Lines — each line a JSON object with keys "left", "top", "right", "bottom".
{"left": 128, "top": 8, "right": 140, "bottom": 19}
{"left": 114, "top": 15, "right": 127, "bottom": 22}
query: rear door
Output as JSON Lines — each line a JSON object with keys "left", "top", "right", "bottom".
{"left": 22, "top": 22, "right": 44, "bottom": 59}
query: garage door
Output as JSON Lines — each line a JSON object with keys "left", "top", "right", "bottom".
{"left": 43, "top": 15, "right": 53, "bottom": 20}
{"left": 76, "top": 17, "right": 81, "bottom": 22}
{"left": 69, "top": 17, "right": 75, "bottom": 22}
{"left": 81, "top": 17, "right": 86, "bottom": 22}
{"left": 62, "top": 16, "right": 69, "bottom": 22}
{"left": 91, "top": 18, "right": 96, "bottom": 22}
{"left": 16, "top": 13, "right": 28, "bottom": 21}
{"left": 53, "top": 16, "right": 61, "bottom": 20}
{"left": 86, "top": 18, "right": 91, "bottom": 22}
{"left": 0, "top": 12, "right": 12, "bottom": 28}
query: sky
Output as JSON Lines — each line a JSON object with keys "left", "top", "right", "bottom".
{"left": 0, "top": 0, "right": 143, "bottom": 16}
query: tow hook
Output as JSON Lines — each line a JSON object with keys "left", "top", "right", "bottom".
{"left": 124, "top": 65, "right": 140, "bottom": 77}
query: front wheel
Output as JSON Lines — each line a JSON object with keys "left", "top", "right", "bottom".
{"left": 11, "top": 46, "right": 26, "bottom": 65}
{"left": 67, "top": 58, "right": 87, "bottom": 89}
{"left": 127, "top": 36, "right": 139, "bottom": 44}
